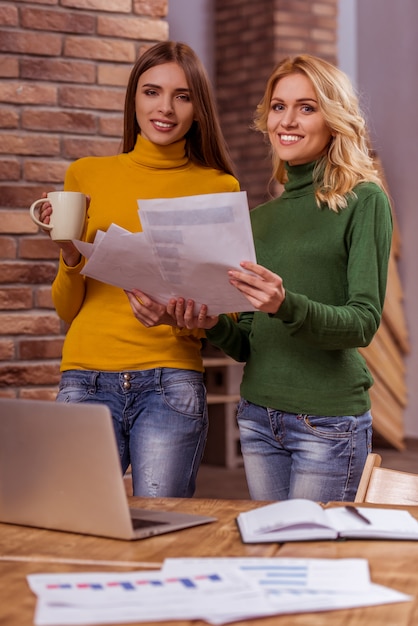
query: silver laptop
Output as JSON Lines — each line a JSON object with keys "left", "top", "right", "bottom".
{"left": 0, "top": 398, "right": 216, "bottom": 540}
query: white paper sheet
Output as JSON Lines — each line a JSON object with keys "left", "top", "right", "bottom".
{"left": 28, "top": 557, "right": 412, "bottom": 626}
{"left": 75, "top": 191, "right": 257, "bottom": 315}
{"left": 163, "top": 558, "right": 412, "bottom": 625}
{"left": 27, "top": 566, "right": 266, "bottom": 625}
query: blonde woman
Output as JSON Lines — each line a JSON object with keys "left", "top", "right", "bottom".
{"left": 171, "top": 54, "right": 393, "bottom": 502}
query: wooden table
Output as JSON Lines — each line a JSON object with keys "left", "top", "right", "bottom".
{"left": 1, "top": 497, "right": 418, "bottom": 625}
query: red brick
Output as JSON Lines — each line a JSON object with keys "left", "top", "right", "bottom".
{"left": 0, "top": 236, "right": 17, "bottom": 258}
{"left": 61, "top": 0, "right": 131, "bottom": 12}
{"left": 0, "top": 311, "right": 60, "bottom": 335}
{"left": 21, "top": 7, "right": 95, "bottom": 33}
{"left": 0, "top": 185, "right": 60, "bottom": 210}
{"left": 311, "top": 42, "right": 337, "bottom": 57}
{"left": 0, "top": 133, "right": 60, "bottom": 156}
{"left": 275, "top": 0, "right": 311, "bottom": 10}
{"left": 99, "top": 114, "right": 124, "bottom": 137}
{"left": 35, "top": 286, "right": 55, "bottom": 309}
{"left": 97, "top": 15, "right": 168, "bottom": 41}
{"left": 312, "top": 28, "right": 336, "bottom": 42}
{"left": 0, "top": 106, "right": 19, "bottom": 130}
{"left": 275, "top": 24, "right": 309, "bottom": 38}
{"left": 0, "top": 56, "right": 19, "bottom": 78}
{"left": 313, "top": 3, "right": 337, "bottom": 16}
{"left": 0, "top": 157, "right": 20, "bottom": 180}
{"left": 0, "top": 30, "right": 62, "bottom": 55}
{"left": 97, "top": 63, "right": 132, "bottom": 87}
{"left": 21, "top": 109, "right": 98, "bottom": 134}
{"left": 20, "top": 388, "right": 59, "bottom": 400}
{"left": 0, "top": 210, "right": 39, "bottom": 234}
{"left": 276, "top": 11, "right": 307, "bottom": 24}
{"left": 63, "top": 136, "right": 120, "bottom": 159}
{"left": 133, "top": 0, "right": 168, "bottom": 17}
{"left": 0, "top": 339, "right": 15, "bottom": 360}
{"left": 20, "top": 58, "right": 96, "bottom": 84}
{"left": 19, "top": 337, "right": 64, "bottom": 359}
{"left": 0, "top": 287, "right": 33, "bottom": 310}
{"left": 14, "top": 0, "right": 57, "bottom": 4}
{"left": 23, "top": 159, "right": 68, "bottom": 184}
{"left": 19, "top": 236, "right": 60, "bottom": 260}
{"left": 0, "top": 83, "right": 57, "bottom": 106}
{"left": 0, "top": 362, "right": 61, "bottom": 386}
{"left": 0, "top": 4, "right": 18, "bottom": 26}
{"left": 0, "top": 389, "right": 16, "bottom": 398}
{"left": 0, "top": 261, "right": 58, "bottom": 284}
{"left": 59, "top": 84, "right": 125, "bottom": 111}
{"left": 64, "top": 36, "right": 136, "bottom": 63}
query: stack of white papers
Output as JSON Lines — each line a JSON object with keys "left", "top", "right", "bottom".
{"left": 75, "top": 191, "right": 257, "bottom": 315}
{"left": 28, "top": 557, "right": 412, "bottom": 625}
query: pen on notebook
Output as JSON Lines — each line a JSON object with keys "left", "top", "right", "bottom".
{"left": 344, "top": 506, "right": 371, "bottom": 525}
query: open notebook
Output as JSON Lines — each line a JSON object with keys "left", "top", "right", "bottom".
{"left": 236, "top": 498, "right": 418, "bottom": 543}
{"left": 0, "top": 398, "right": 215, "bottom": 540}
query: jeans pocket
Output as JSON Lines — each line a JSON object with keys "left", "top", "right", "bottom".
{"left": 162, "top": 380, "right": 207, "bottom": 418}
{"left": 236, "top": 397, "right": 249, "bottom": 420}
{"left": 302, "top": 414, "right": 357, "bottom": 439}
{"left": 56, "top": 382, "right": 91, "bottom": 404}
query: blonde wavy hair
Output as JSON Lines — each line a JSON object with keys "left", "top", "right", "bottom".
{"left": 254, "top": 54, "right": 383, "bottom": 212}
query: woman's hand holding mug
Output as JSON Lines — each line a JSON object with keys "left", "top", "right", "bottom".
{"left": 29, "top": 191, "right": 87, "bottom": 242}
{"left": 29, "top": 191, "right": 87, "bottom": 267}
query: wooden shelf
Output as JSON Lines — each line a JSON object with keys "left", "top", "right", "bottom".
{"left": 202, "top": 351, "right": 243, "bottom": 469}
{"left": 207, "top": 393, "right": 240, "bottom": 405}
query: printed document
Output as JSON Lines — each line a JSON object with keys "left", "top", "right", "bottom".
{"left": 76, "top": 191, "right": 257, "bottom": 315}
{"left": 28, "top": 557, "right": 411, "bottom": 625}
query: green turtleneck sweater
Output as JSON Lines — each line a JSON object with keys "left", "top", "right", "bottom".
{"left": 52, "top": 135, "right": 239, "bottom": 372}
{"left": 207, "top": 161, "right": 393, "bottom": 416}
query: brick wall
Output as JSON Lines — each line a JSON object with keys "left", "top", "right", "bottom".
{"left": 215, "top": 0, "right": 338, "bottom": 208}
{"left": 0, "top": 0, "right": 168, "bottom": 399}
{"left": 0, "top": 0, "right": 337, "bottom": 398}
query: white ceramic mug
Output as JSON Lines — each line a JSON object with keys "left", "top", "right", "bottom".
{"left": 29, "top": 191, "right": 87, "bottom": 241}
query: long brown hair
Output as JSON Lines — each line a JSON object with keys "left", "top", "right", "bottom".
{"left": 254, "top": 54, "right": 383, "bottom": 212}
{"left": 123, "top": 41, "right": 236, "bottom": 177}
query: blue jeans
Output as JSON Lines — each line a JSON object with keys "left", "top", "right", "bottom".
{"left": 237, "top": 399, "right": 372, "bottom": 502}
{"left": 56, "top": 369, "right": 208, "bottom": 498}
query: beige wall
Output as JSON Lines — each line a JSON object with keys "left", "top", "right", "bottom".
{"left": 357, "top": 0, "right": 418, "bottom": 437}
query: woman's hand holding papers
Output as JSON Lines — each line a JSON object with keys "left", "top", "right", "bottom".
{"left": 125, "top": 290, "right": 219, "bottom": 330}
{"left": 125, "top": 258, "right": 284, "bottom": 330}
{"left": 125, "top": 260, "right": 284, "bottom": 330}
{"left": 228, "top": 261, "right": 285, "bottom": 315}
{"left": 167, "top": 298, "right": 219, "bottom": 330}
{"left": 125, "top": 289, "right": 178, "bottom": 328}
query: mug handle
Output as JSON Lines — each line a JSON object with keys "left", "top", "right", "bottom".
{"left": 29, "top": 198, "right": 53, "bottom": 231}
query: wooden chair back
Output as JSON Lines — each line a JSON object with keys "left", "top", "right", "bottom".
{"left": 355, "top": 453, "right": 418, "bottom": 505}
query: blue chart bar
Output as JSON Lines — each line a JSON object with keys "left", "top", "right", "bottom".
{"left": 240, "top": 564, "right": 309, "bottom": 589}
{"left": 46, "top": 573, "right": 224, "bottom": 592}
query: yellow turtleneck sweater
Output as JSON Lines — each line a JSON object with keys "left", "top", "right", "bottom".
{"left": 52, "top": 135, "right": 240, "bottom": 372}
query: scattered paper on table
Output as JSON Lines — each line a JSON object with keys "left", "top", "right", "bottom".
{"left": 28, "top": 557, "right": 412, "bottom": 625}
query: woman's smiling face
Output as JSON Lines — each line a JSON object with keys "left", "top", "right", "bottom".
{"left": 267, "top": 72, "right": 332, "bottom": 166}
{"left": 135, "top": 62, "right": 195, "bottom": 146}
